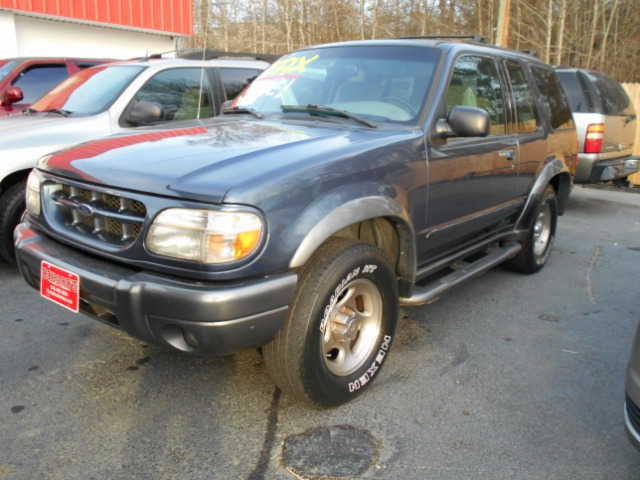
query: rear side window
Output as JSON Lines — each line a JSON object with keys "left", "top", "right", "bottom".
{"left": 531, "top": 66, "right": 574, "bottom": 130}
{"left": 505, "top": 61, "right": 538, "bottom": 133}
{"left": 590, "top": 72, "right": 634, "bottom": 116}
{"left": 12, "top": 65, "right": 69, "bottom": 103}
{"left": 219, "top": 68, "right": 262, "bottom": 100}
{"left": 555, "top": 71, "right": 588, "bottom": 112}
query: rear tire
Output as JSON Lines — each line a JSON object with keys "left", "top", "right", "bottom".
{"left": 0, "top": 181, "right": 26, "bottom": 265}
{"left": 506, "top": 184, "right": 557, "bottom": 274}
{"left": 263, "top": 237, "right": 399, "bottom": 407}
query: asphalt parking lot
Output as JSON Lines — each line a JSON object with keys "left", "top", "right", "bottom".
{"left": 1, "top": 185, "right": 639, "bottom": 479}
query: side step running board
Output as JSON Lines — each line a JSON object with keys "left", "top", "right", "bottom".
{"left": 400, "top": 241, "right": 522, "bottom": 306}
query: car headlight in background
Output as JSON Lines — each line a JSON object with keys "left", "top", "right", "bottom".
{"left": 25, "top": 171, "right": 41, "bottom": 216}
{"left": 146, "top": 208, "right": 264, "bottom": 264}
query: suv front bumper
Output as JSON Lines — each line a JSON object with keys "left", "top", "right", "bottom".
{"left": 14, "top": 223, "right": 297, "bottom": 356}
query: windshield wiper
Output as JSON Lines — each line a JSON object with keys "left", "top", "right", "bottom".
{"left": 41, "top": 108, "right": 72, "bottom": 117}
{"left": 281, "top": 104, "right": 377, "bottom": 128}
{"left": 222, "top": 106, "right": 264, "bottom": 119}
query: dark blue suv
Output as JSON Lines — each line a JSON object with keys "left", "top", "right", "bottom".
{"left": 14, "top": 37, "right": 578, "bottom": 407}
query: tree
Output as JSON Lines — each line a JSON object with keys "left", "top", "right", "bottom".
{"left": 184, "top": 0, "right": 640, "bottom": 82}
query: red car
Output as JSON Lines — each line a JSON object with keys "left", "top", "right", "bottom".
{"left": 0, "top": 57, "right": 109, "bottom": 116}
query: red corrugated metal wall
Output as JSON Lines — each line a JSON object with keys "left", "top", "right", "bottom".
{"left": 0, "top": 0, "right": 193, "bottom": 35}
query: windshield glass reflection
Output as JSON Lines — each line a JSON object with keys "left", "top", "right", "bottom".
{"left": 30, "top": 65, "right": 145, "bottom": 116}
{"left": 233, "top": 45, "right": 441, "bottom": 124}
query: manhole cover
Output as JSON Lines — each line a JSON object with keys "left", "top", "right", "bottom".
{"left": 282, "top": 425, "right": 379, "bottom": 478}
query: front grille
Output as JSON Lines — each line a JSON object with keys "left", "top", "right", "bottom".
{"left": 46, "top": 181, "right": 146, "bottom": 247}
{"left": 627, "top": 393, "right": 640, "bottom": 434}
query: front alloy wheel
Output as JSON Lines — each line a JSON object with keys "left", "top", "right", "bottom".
{"left": 322, "top": 277, "right": 383, "bottom": 376}
{"left": 263, "top": 237, "right": 399, "bottom": 407}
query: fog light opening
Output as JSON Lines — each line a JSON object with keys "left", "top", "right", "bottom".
{"left": 183, "top": 330, "right": 199, "bottom": 348}
{"left": 160, "top": 324, "right": 197, "bottom": 352}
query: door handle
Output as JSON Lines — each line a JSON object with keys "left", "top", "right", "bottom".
{"left": 499, "top": 148, "right": 517, "bottom": 161}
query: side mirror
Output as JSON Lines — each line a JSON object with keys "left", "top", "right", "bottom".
{"left": 436, "top": 106, "right": 490, "bottom": 138}
{"left": 1, "top": 86, "right": 24, "bottom": 107}
{"left": 125, "top": 101, "right": 164, "bottom": 125}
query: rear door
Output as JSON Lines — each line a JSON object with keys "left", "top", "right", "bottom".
{"left": 503, "top": 59, "right": 545, "bottom": 202}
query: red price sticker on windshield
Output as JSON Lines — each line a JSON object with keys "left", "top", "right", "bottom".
{"left": 40, "top": 261, "right": 80, "bottom": 313}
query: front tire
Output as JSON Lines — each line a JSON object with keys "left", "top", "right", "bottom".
{"left": 263, "top": 238, "right": 399, "bottom": 407}
{"left": 0, "top": 181, "right": 26, "bottom": 265}
{"left": 506, "top": 184, "right": 558, "bottom": 274}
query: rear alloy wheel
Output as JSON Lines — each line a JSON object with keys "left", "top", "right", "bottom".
{"left": 506, "top": 184, "right": 558, "bottom": 274}
{"left": 263, "top": 237, "right": 399, "bottom": 407}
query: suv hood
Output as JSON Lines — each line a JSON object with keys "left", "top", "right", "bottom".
{"left": 40, "top": 118, "right": 403, "bottom": 204}
{"left": 0, "top": 114, "right": 108, "bottom": 151}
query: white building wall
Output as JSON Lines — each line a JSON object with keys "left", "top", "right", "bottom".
{"left": 1, "top": 13, "right": 176, "bottom": 59}
{"left": 0, "top": 11, "right": 18, "bottom": 55}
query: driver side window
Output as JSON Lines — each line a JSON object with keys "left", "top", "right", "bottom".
{"left": 133, "top": 68, "right": 214, "bottom": 122}
{"left": 445, "top": 56, "right": 506, "bottom": 136}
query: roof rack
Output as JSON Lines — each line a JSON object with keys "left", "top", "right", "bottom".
{"left": 178, "top": 49, "right": 280, "bottom": 63}
{"left": 519, "top": 49, "right": 538, "bottom": 58}
{"left": 142, "top": 48, "right": 280, "bottom": 63}
{"left": 396, "top": 34, "right": 487, "bottom": 44}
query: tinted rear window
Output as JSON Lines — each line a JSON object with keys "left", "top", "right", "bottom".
{"left": 532, "top": 66, "right": 574, "bottom": 130}
{"left": 589, "top": 71, "right": 634, "bottom": 116}
{"left": 555, "top": 71, "right": 589, "bottom": 112}
{"left": 219, "top": 68, "right": 262, "bottom": 100}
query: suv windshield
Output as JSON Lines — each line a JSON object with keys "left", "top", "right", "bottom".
{"left": 30, "top": 65, "right": 145, "bottom": 116}
{"left": 233, "top": 45, "right": 441, "bottom": 123}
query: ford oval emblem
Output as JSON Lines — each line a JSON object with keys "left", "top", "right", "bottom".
{"left": 78, "top": 203, "right": 95, "bottom": 217}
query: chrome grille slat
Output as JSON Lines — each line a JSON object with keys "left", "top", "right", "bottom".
{"left": 48, "top": 181, "right": 146, "bottom": 247}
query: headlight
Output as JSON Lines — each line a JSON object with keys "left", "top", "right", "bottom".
{"left": 25, "top": 171, "right": 41, "bottom": 216}
{"left": 146, "top": 208, "right": 263, "bottom": 264}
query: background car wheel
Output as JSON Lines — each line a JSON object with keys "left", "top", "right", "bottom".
{"left": 506, "top": 184, "right": 558, "bottom": 274}
{"left": 263, "top": 237, "right": 399, "bottom": 407}
{"left": 0, "top": 181, "right": 26, "bottom": 265}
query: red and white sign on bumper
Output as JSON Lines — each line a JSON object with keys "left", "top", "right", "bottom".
{"left": 40, "top": 261, "right": 80, "bottom": 313}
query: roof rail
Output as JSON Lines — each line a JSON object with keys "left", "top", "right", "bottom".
{"left": 396, "top": 34, "right": 487, "bottom": 44}
{"left": 142, "top": 48, "right": 280, "bottom": 63}
{"left": 179, "top": 49, "right": 281, "bottom": 63}
{"left": 519, "top": 49, "right": 538, "bottom": 58}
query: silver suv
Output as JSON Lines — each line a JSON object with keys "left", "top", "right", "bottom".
{"left": 555, "top": 67, "right": 638, "bottom": 184}
{"left": 0, "top": 52, "right": 272, "bottom": 263}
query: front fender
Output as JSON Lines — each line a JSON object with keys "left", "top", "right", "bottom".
{"left": 289, "top": 187, "right": 414, "bottom": 276}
